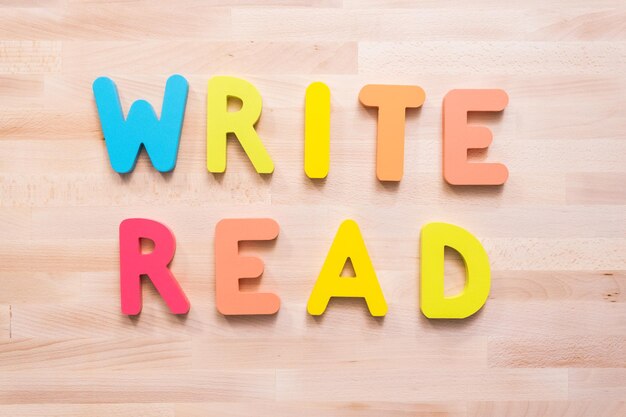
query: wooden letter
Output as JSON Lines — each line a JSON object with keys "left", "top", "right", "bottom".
{"left": 420, "top": 222, "right": 491, "bottom": 319}
{"left": 119, "top": 218, "right": 190, "bottom": 315}
{"left": 305, "top": 81, "right": 331, "bottom": 178}
{"left": 359, "top": 85, "right": 425, "bottom": 181}
{"left": 443, "top": 89, "right": 509, "bottom": 185}
{"left": 215, "top": 218, "right": 280, "bottom": 315}
{"left": 307, "top": 220, "right": 387, "bottom": 316}
{"left": 207, "top": 76, "right": 274, "bottom": 174}
{"left": 93, "top": 75, "right": 188, "bottom": 173}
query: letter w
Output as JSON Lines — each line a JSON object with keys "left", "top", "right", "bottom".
{"left": 93, "top": 75, "right": 188, "bottom": 173}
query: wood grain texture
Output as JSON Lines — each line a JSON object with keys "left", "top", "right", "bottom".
{"left": 0, "top": 1, "right": 625, "bottom": 416}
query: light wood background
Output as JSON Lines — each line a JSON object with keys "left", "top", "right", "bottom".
{"left": 0, "top": 0, "right": 625, "bottom": 416}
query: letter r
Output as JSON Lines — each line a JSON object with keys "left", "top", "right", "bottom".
{"left": 119, "top": 218, "right": 190, "bottom": 315}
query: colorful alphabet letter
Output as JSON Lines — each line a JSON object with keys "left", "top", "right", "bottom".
{"left": 304, "top": 81, "right": 331, "bottom": 179}
{"left": 420, "top": 222, "right": 491, "bottom": 319}
{"left": 215, "top": 218, "right": 280, "bottom": 315}
{"left": 93, "top": 75, "right": 188, "bottom": 173}
{"left": 206, "top": 76, "right": 274, "bottom": 174}
{"left": 307, "top": 220, "right": 388, "bottom": 316}
{"left": 359, "top": 85, "right": 426, "bottom": 181}
{"left": 119, "top": 218, "right": 190, "bottom": 315}
{"left": 442, "top": 89, "right": 509, "bottom": 185}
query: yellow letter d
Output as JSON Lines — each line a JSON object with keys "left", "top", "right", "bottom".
{"left": 420, "top": 222, "right": 490, "bottom": 319}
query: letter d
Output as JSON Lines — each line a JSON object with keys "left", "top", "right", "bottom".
{"left": 420, "top": 222, "right": 490, "bottom": 319}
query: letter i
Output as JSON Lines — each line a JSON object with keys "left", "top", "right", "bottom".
{"left": 305, "top": 82, "right": 330, "bottom": 178}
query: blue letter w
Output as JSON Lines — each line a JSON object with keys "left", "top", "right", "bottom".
{"left": 93, "top": 75, "right": 188, "bottom": 173}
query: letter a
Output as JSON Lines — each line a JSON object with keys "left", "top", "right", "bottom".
{"left": 307, "top": 220, "right": 387, "bottom": 316}
{"left": 93, "top": 75, "right": 188, "bottom": 173}
{"left": 119, "top": 218, "right": 190, "bottom": 315}
{"left": 420, "top": 222, "right": 490, "bottom": 319}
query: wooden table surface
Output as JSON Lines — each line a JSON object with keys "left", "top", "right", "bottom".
{"left": 0, "top": 1, "right": 625, "bottom": 416}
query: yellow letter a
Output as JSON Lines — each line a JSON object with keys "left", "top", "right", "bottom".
{"left": 307, "top": 220, "right": 387, "bottom": 316}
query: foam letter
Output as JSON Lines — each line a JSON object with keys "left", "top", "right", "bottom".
{"left": 443, "top": 89, "right": 509, "bottom": 185}
{"left": 93, "top": 75, "right": 188, "bottom": 173}
{"left": 305, "top": 81, "right": 330, "bottom": 178}
{"left": 207, "top": 76, "right": 274, "bottom": 174}
{"left": 119, "top": 218, "right": 190, "bottom": 315}
{"left": 359, "top": 85, "right": 425, "bottom": 181}
{"left": 215, "top": 218, "right": 280, "bottom": 315}
{"left": 307, "top": 220, "right": 387, "bottom": 316}
{"left": 420, "top": 222, "right": 490, "bottom": 319}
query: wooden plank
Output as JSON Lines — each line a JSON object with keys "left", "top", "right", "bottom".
{"left": 0, "top": 1, "right": 624, "bottom": 415}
